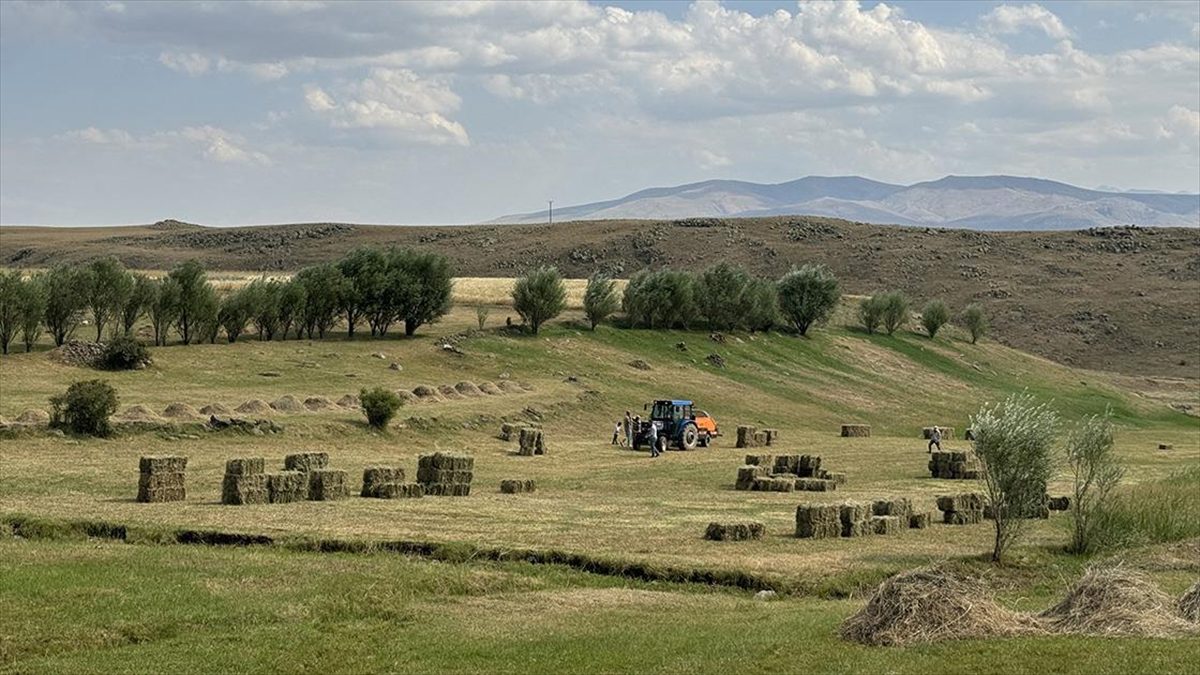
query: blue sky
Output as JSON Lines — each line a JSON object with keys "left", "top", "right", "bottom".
{"left": 1, "top": 0, "right": 1197, "bottom": 226}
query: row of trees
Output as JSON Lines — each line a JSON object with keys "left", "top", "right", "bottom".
{"left": 858, "top": 292, "right": 988, "bottom": 342}
{"left": 0, "top": 249, "right": 454, "bottom": 352}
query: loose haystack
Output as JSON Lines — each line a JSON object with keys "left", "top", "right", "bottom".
{"left": 116, "top": 405, "right": 164, "bottom": 423}
{"left": 498, "top": 380, "right": 524, "bottom": 394}
{"left": 478, "top": 382, "right": 503, "bottom": 395}
{"left": 438, "top": 384, "right": 464, "bottom": 400}
{"left": 303, "top": 396, "right": 335, "bottom": 411}
{"left": 1179, "top": 581, "right": 1200, "bottom": 623}
{"left": 336, "top": 394, "right": 360, "bottom": 409}
{"left": 840, "top": 566, "right": 1036, "bottom": 646}
{"left": 271, "top": 395, "right": 306, "bottom": 412}
{"left": 454, "top": 381, "right": 483, "bottom": 397}
{"left": 162, "top": 402, "right": 201, "bottom": 420}
{"left": 235, "top": 399, "right": 272, "bottom": 414}
{"left": 15, "top": 409, "right": 51, "bottom": 425}
{"left": 1039, "top": 565, "right": 1199, "bottom": 637}
{"left": 199, "top": 403, "right": 233, "bottom": 416}
{"left": 412, "top": 385, "right": 440, "bottom": 401}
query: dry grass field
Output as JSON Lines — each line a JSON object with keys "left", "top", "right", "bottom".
{"left": 2, "top": 293, "right": 1198, "bottom": 672}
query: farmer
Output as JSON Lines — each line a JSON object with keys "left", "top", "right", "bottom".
{"left": 623, "top": 411, "right": 633, "bottom": 447}
{"left": 612, "top": 421, "right": 623, "bottom": 446}
{"left": 928, "top": 426, "right": 942, "bottom": 452}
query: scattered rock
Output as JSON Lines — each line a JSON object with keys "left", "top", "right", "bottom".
{"left": 706, "top": 353, "right": 727, "bottom": 368}
{"left": 371, "top": 352, "right": 388, "bottom": 359}
{"left": 48, "top": 341, "right": 106, "bottom": 368}
{"left": 389, "top": 362, "right": 402, "bottom": 371}
{"left": 755, "top": 590, "right": 777, "bottom": 601}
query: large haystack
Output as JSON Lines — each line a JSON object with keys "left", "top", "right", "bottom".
{"left": 303, "top": 396, "right": 335, "bottom": 411}
{"left": 162, "top": 402, "right": 201, "bottom": 420}
{"left": 412, "top": 385, "right": 441, "bottom": 401}
{"left": 116, "top": 405, "right": 164, "bottom": 423}
{"left": 478, "top": 381, "right": 503, "bottom": 395}
{"left": 235, "top": 399, "right": 272, "bottom": 414}
{"left": 454, "top": 381, "right": 483, "bottom": 397}
{"left": 841, "top": 566, "right": 1036, "bottom": 646}
{"left": 271, "top": 395, "right": 306, "bottom": 412}
{"left": 199, "top": 403, "right": 233, "bottom": 416}
{"left": 1039, "top": 565, "right": 1198, "bottom": 637}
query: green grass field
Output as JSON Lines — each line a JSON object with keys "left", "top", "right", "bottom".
{"left": 2, "top": 297, "right": 1198, "bottom": 672}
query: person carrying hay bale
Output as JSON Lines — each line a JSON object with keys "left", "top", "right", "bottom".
{"left": 928, "top": 426, "right": 943, "bottom": 453}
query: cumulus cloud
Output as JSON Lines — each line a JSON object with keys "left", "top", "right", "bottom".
{"left": 304, "top": 68, "right": 469, "bottom": 146}
{"left": 56, "top": 124, "right": 270, "bottom": 165}
{"left": 983, "top": 3, "right": 1072, "bottom": 39}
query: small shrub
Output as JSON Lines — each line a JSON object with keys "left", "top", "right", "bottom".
{"left": 50, "top": 380, "right": 119, "bottom": 437}
{"left": 1066, "top": 410, "right": 1123, "bottom": 554}
{"left": 961, "top": 303, "right": 988, "bottom": 344}
{"left": 921, "top": 300, "right": 950, "bottom": 339}
{"left": 101, "top": 336, "right": 151, "bottom": 370}
{"left": 858, "top": 295, "right": 885, "bottom": 334}
{"left": 360, "top": 387, "right": 402, "bottom": 430}
{"left": 880, "top": 291, "right": 910, "bottom": 335}
{"left": 583, "top": 273, "right": 619, "bottom": 330}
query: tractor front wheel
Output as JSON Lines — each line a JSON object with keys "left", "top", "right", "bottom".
{"left": 655, "top": 435, "right": 668, "bottom": 455}
{"left": 679, "top": 424, "right": 699, "bottom": 451}
{"left": 698, "top": 432, "right": 711, "bottom": 448}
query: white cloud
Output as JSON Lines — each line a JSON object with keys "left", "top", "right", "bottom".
{"left": 57, "top": 127, "right": 137, "bottom": 146}
{"left": 305, "top": 68, "right": 469, "bottom": 146}
{"left": 158, "top": 51, "right": 210, "bottom": 76}
{"left": 983, "top": 4, "right": 1072, "bottom": 39}
{"left": 57, "top": 125, "right": 270, "bottom": 165}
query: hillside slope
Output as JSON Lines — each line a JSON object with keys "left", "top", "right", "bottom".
{"left": 492, "top": 175, "right": 1200, "bottom": 229}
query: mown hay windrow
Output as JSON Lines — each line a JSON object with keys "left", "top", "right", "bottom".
{"left": 841, "top": 423, "right": 871, "bottom": 438}
{"left": 284, "top": 452, "right": 329, "bottom": 474}
{"left": 705, "top": 521, "right": 765, "bottom": 541}
{"left": 162, "top": 402, "right": 201, "bottom": 420}
{"left": 270, "top": 395, "right": 306, "bottom": 412}
{"left": 840, "top": 566, "right": 1037, "bottom": 646}
{"left": 1039, "top": 566, "right": 1199, "bottom": 637}
{"left": 266, "top": 471, "right": 307, "bottom": 503}
{"left": 235, "top": 399, "right": 272, "bottom": 414}
{"left": 307, "top": 469, "right": 350, "bottom": 501}
{"left": 796, "top": 503, "right": 841, "bottom": 539}
{"left": 1179, "top": 581, "right": 1200, "bottom": 623}
{"left": 500, "top": 479, "right": 537, "bottom": 494}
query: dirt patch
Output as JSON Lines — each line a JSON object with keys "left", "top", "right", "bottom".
{"left": 235, "top": 399, "right": 272, "bottom": 414}
{"left": 1039, "top": 565, "right": 1198, "bottom": 637}
{"left": 162, "top": 402, "right": 201, "bottom": 420}
{"left": 840, "top": 565, "right": 1038, "bottom": 646}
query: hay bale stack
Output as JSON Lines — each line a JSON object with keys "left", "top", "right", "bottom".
{"left": 517, "top": 428, "right": 547, "bottom": 456}
{"left": 417, "top": 452, "right": 474, "bottom": 496}
{"left": 762, "top": 429, "right": 779, "bottom": 446}
{"left": 839, "top": 502, "right": 873, "bottom": 538}
{"left": 922, "top": 426, "right": 956, "bottom": 440}
{"left": 841, "top": 423, "right": 871, "bottom": 437}
{"left": 137, "top": 455, "right": 187, "bottom": 503}
{"left": 753, "top": 430, "right": 768, "bottom": 446}
{"left": 928, "top": 450, "right": 982, "bottom": 479}
{"left": 284, "top": 452, "right": 329, "bottom": 474}
{"left": 744, "top": 454, "right": 773, "bottom": 467}
{"left": 819, "top": 470, "right": 848, "bottom": 486}
{"left": 871, "top": 515, "right": 902, "bottom": 535}
{"left": 1179, "top": 581, "right": 1200, "bottom": 623}
{"left": 735, "top": 465, "right": 769, "bottom": 491}
{"left": 872, "top": 497, "right": 913, "bottom": 523}
{"left": 936, "top": 492, "right": 984, "bottom": 525}
{"left": 795, "top": 478, "right": 837, "bottom": 492}
{"left": 795, "top": 503, "right": 841, "bottom": 539}
{"left": 500, "top": 421, "right": 532, "bottom": 441}
{"left": 751, "top": 476, "right": 795, "bottom": 492}
{"left": 839, "top": 566, "right": 1038, "bottom": 646}
{"left": 307, "top": 469, "right": 349, "bottom": 501}
{"left": 373, "top": 483, "right": 425, "bottom": 499}
{"left": 736, "top": 425, "right": 758, "bottom": 448}
{"left": 1040, "top": 565, "right": 1197, "bottom": 637}
{"left": 909, "top": 512, "right": 931, "bottom": 529}
{"left": 500, "top": 479, "right": 536, "bottom": 494}
{"left": 705, "top": 521, "right": 765, "bottom": 541}
{"left": 221, "top": 458, "right": 267, "bottom": 505}
{"left": 772, "top": 454, "right": 799, "bottom": 474}
{"left": 266, "top": 471, "right": 307, "bottom": 503}
{"left": 1047, "top": 496, "right": 1071, "bottom": 511}
{"left": 771, "top": 454, "right": 821, "bottom": 477}
{"left": 361, "top": 466, "right": 405, "bottom": 498}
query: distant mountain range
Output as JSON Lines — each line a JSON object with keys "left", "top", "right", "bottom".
{"left": 491, "top": 175, "right": 1200, "bottom": 230}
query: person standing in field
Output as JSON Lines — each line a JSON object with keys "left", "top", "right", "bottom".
{"left": 928, "top": 426, "right": 942, "bottom": 452}
{"left": 612, "top": 421, "right": 623, "bottom": 446}
{"left": 623, "top": 411, "right": 633, "bottom": 448}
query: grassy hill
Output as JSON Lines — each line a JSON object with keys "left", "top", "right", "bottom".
{"left": 3, "top": 217, "right": 1198, "bottom": 378}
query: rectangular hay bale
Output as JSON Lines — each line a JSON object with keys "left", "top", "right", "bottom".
{"left": 361, "top": 466, "right": 406, "bottom": 497}
{"left": 221, "top": 474, "right": 267, "bottom": 505}
{"left": 705, "top": 521, "right": 765, "bottom": 541}
{"left": 744, "top": 454, "right": 774, "bottom": 467}
{"left": 284, "top": 452, "right": 329, "bottom": 473}
{"left": 267, "top": 471, "right": 307, "bottom": 504}
{"left": 795, "top": 478, "right": 836, "bottom": 492}
{"left": 139, "top": 456, "right": 187, "bottom": 474}
{"left": 839, "top": 501, "right": 873, "bottom": 538}
{"left": 735, "top": 465, "right": 769, "bottom": 490}
{"left": 736, "top": 425, "right": 758, "bottom": 449}
{"left": 500, "top": 479, "right": 537, "bottom": 494}
{"left": 871, "top": 515, "right": 902, "bottom": 535}
{"left": 307, "top": 469, "right": 349, "bottom": 501}
{"left": 795, "top": 504, "right": 841, "bottom": 539}
{"left": 943, "top": 509, "right": 984, "bottom": 525}
{"left": 373, "top": 482, "right": 425, "bottom": 499}
{"left": 909, "top": 512, "right": 931, "bottom": 529}
{"left": 224, "top": 457, "right": 265, "bottom": 476}
{"left": 840, "top": 423, "right": 870, "bottom": 437}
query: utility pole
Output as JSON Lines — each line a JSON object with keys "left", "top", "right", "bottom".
{"left": 548, "top": 200, "right": 553, "bottom": 226}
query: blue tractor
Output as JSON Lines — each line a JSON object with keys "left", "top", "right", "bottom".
{"left": 633, "top": 399, "right": 717, "bottom": 453}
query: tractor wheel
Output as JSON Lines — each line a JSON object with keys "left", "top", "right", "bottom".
{"left": 679, "top": 424, "right": 699, "bottom": 451}
{"left": 698, "top": 432, "right": 711, "bottom": 448}
{"left": 655, "top": 435, "right": 668, "bottom": 455}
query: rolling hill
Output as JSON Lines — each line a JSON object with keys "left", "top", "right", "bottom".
{"left": 491, "top": 175, "right": 1200, "bottom": 230}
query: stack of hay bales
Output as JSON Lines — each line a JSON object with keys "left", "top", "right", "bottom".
{"left": 222, "top": 458, "right": 267, "bottom": 505}
{"left": 744, "top": 454, "right": 773, "bottom": 467}
{"left": 736, "top": 425, "right": 758, "bottom": 448}
{"left": 517, "top": 428, "right": 547, "bottom": 456}
{"left": 795, "top": 503, "right": 841, "bottom": 539}
{"left": 499, "top": 421, "right": 538, "bottom": 441}
{"left": 984, "top": 497, "right": 1050, "bottom": 520}
{"left": 307, "top": 469, "right": 349, "bottom": 501}
{"left": 817, "top": 469, "right": 848, "bottom": 485}
{"left": 928, "top": 451, "right": 982, "bottom": 479}
{"left": 283, "top": 452, "right": 330, "bottom": 500}
{"left": 266, "top": 471, "right": 307, "bottom": 503}
{"left": 1047, "top": 496, "right": 1071, "bottom": 511}
{"left": 908, "top": 512, "right": 932, "bottom": 529}
{"left": 794, "top": 478, "right": 837, "bottom": 492}
{"left": 705, "top": 521, "right": 765, "bottom": 541}
{"left": 762, "top": 429, "right": 779, "bottom": 446}
{"left": 361, "top": 466, "right": 423, "bottom": 499}
{"left": 417, "top": 452, "right": 474, "bottom": 496}
{"left": 735, "top": 464, "right": 770, "bottom": 490}
{"left": 751, "top": 476, "right": 795, "bottom": 492}
{"left": 841, "top": 423, "right": 871, "bottom": 437}
{"left": 839, "top": 502, "right": 873, "bottom": 538}
{"left": 871, "top": 515, "right": 903, "bottom": 535}
{"left": 936, "top": 493, "right": 984, "bottom": 524}
{"left": 922, "top": 427, "right": 956, "bottom": 440}
{"left": 137, "top": 456, "right": 187, "bottom": 503}
{"left": 500, "top": 479, "right": 536, "bottom": 494}
{"left": 769, "top": 454, "right": 837, "bottom": 492}
{"left": 870, "top": 497, "right": 912, "bottom": 535}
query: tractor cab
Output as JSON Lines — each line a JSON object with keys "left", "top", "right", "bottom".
{"left": 634, "top": 399, "right": 715, "bottom": 452}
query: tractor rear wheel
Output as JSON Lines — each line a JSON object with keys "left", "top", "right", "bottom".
{"left": 679, "top": 424, "right": 699, "bottom": 451}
